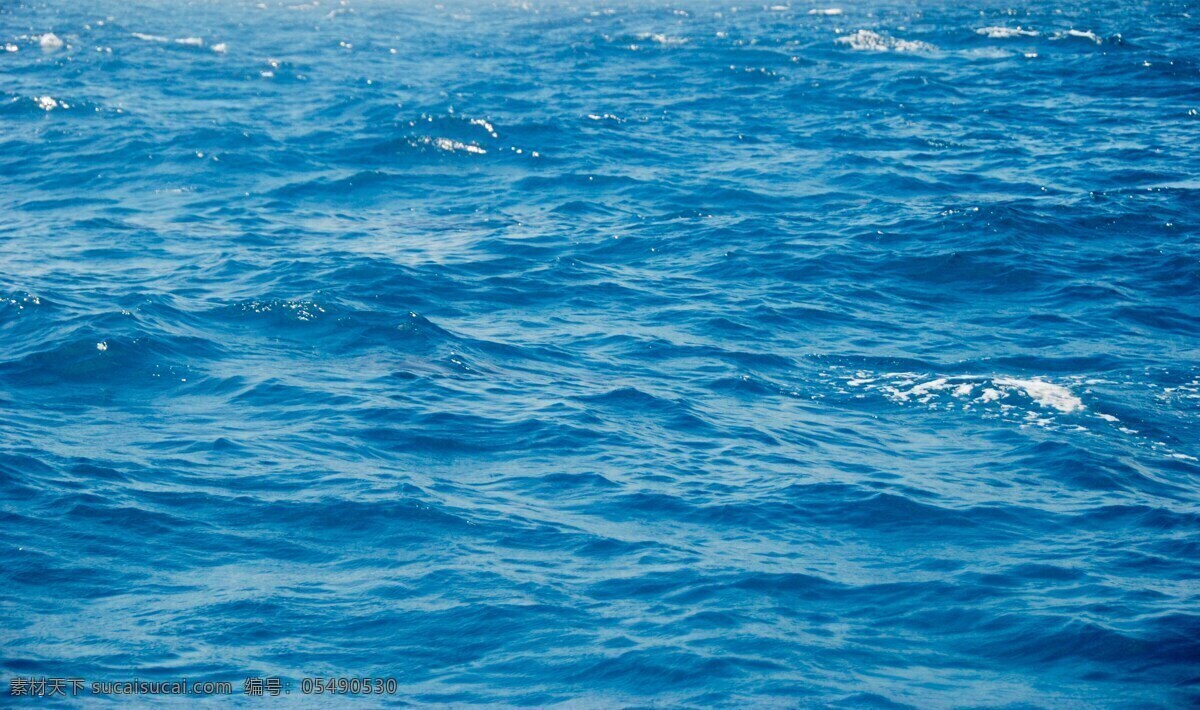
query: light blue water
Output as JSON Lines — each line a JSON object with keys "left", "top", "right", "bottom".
{"left": 2, "top": 0, "right": 1199, "bottom": 705}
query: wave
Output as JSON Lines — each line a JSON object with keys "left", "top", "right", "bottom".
{"left": 837, "top": 30, "right": 936, "bottom": 53}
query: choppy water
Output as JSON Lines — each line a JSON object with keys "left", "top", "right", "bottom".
{"left": 3, "top": 0, "right": 1199, "bottom": 705}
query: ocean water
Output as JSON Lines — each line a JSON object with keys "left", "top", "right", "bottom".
{"left": 2, "top": 0, "right": 1199, "bottom": 705}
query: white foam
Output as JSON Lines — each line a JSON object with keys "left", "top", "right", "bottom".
{"left": 4, "top": 43, "right": 18, "bottom": 53}
{"left": 429, "top": 137, "right": 486, "bottom": 154}
{"left": 968, "top": 48, "right": 1017, "bottom": 59}
{"left": 808, "top": 8, "right": 843, "bottom": 15}
{"left": 212, "top": 42, "right": 228, "bottom": 53}
{"left": 638, "top": 33, "right": 687, "bottom": 46}
{"left": 34, "top": 95, "right": 61, "bottom": 111}
{"left": 994, "top": 377, "right": 1084, "bottom": 413}
{"left": 1063, "top": 29, "right": 1102, "bottom": 44}
{"left": 847, "top": 372, "right": 1085, "bottom": 415}
{"left": 976, "top": 26, "right": 1038, "bottom": 38}
{"left": 131, "top": 33, "right": 205, "bottom": 47}
{"left": 39, "top": 32, "right": 64, "bottom": 51}
{"left": 903, "top": 378, "right": 950, "bottom": 400}
{"left": 837, "top": 29, "right": 935, "bottom": 53}
{"left": 470, "top": 118, "right": 497, "bottom": 137}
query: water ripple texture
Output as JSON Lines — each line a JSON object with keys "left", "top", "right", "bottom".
{"left": 2, "top": 0, "right": 1199, "bottom": 706}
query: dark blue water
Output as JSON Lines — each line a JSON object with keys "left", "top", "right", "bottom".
{"left": 3, "top": 0, "right": 1199, "bottom": 705}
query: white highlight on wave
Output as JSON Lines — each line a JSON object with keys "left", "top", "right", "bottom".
{"left": 836, "top": 30, "right": 935, "bottom": 53}
{"left": 976, "top": 26, "right": 1038, "bottom": 38}
{"left": 847, "top": 373, "right": 1085, "bottom": 414}
{"left": 808, "top": 8, "right": 843, "bottom": 15}
{"left": 993, "top": 377, "right": 1084, "bottom": 413}
{"left": 132, "top": 32, "right": 221, "bottom": 50}
{"left": 1060, "top": 29, "right": 1103, "bottom": 44}
{"left": 34, "top": 95, "right": 68, "bottom": 111}
{"left": 470, "top": 118, "right": 498, "bottom": 138}
{"left": 39, "top": 33, "right": 64, "bottom": 51}
{"left": 838, "top": 371, "right": 1200, "bottom": 462}
{"left": 425, "top": 137, "right": 486, "bottom": 155}
{"left": 636, "top": 33, "right": 687, "bottom": 46}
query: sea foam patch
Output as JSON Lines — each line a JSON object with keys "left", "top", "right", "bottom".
{"left": 841, "top": 372, "right": 1087, "bottom": 418}
{"left": 976, "top": 26, "right": 1039, "bottom": 38}
{"left": 837, "top": 29, "right": 935, "bottom": 53}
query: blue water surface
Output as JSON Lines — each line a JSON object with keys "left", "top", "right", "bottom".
{"left": 2, "top": 0, "right": 1199, "bottom": 705}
